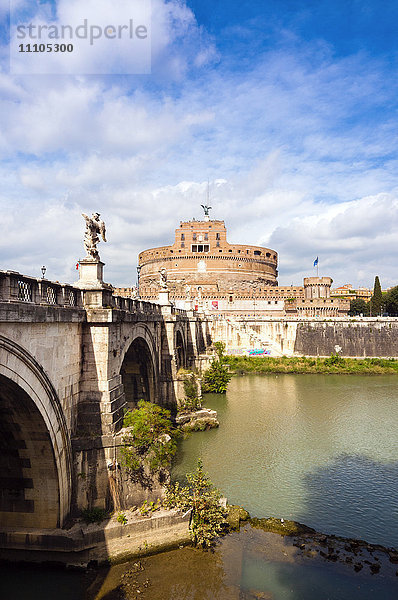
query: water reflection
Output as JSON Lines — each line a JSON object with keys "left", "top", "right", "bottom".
{"left": 173, "top": 374, "right": 398, "bottom": 547}
{"left": 297, "top": 454, "right": 398, "bottom": 543}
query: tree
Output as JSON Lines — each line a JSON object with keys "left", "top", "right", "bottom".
{"left": 384, "top": 286, "right": 398, "bottom": 316}
{"left": 349, "top": 298, "right": 369, "bottom": 316}
{"left": 164, "top": 459, "right": 227, "bottom": 547}
{"left": 370, "top": 276, "right": 383, "bottom": 316}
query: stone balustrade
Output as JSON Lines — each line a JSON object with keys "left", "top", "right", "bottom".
{"left": 0, "top": 270, "right": 83, "bottom": 308}
{"left": 0, "top": 270, "right": 189, "bottom": 320}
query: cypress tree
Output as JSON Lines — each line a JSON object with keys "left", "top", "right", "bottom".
{"left": 371, "top": 276, "right": 383, "bottom": 316}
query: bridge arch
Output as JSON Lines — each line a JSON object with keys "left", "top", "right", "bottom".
{"left": 0, "top": 336, "right": 72, "bottom": 529}
{"left": 174, "top": 326, "right": 186, "bottom": 370}
{"left": 120, "top": 325, "right": 158, "bottom": 410}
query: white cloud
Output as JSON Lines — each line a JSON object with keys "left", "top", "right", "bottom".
{"left": 1, "top": 2, "right": 398, "bottom": 290}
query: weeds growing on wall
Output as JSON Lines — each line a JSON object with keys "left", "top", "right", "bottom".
{"left": 121, "top": 401, "right": 178, "bottom": 479}
{"left": 81, "top": 507, "right": 108, "bottom": 524}
{"left": 202, "top": 341, "right": 232, "bottom": 393}
{"left": 181, "top": 372, "right": 202, "bottom": 411}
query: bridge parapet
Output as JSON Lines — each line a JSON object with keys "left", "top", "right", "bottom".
{"left": 0, "top": 270, "right": 83, "bottom": 309}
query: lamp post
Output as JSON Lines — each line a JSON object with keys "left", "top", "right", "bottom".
{"left": 41, "top": 265, "right": 46, "bottom": 279}
{"left": 136, "top": 264, "right": 141, "bottom": 298}
{"left": 252, "top": 282, "right": 257, "bottom": 319}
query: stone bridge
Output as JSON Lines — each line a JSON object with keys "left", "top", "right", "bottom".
{"left": 0, "top": 269, "right": 212, "bottom": 535}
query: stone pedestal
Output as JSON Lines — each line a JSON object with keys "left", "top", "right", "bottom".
{"left": 75, "top": 259, "right": 105, "bottom": 288}
{"left": 158, "top": 290, "right": 171, "bottom": 306}
{"left": 75, "top": 258, "right": 113, "bottom": 307}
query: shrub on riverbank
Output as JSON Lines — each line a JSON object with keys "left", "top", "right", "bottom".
{"left": 226, "top": 355, "right": 398, "bottom": 375}
{"left": 164, "top": 459, "right": 227, "bottom": 547}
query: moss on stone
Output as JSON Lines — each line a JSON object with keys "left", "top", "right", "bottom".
{"left": 226, "top": 505, "right": 250, "bottom": 531}
{"left": 249, "top": 517, "right": 316, "bottom": 536}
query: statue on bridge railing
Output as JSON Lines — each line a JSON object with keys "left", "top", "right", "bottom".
{"left": 82, "top": 213, "right": 107, "bottom": 260}
{"left": 159, "top": 268, "right": 168, "bottom": 290}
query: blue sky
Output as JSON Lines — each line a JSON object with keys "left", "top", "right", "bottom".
{"left": 0, "top": 0, "right": 397, "bottom": 288}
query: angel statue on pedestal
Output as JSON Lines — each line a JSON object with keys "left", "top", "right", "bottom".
{"left": 159, "top": 268, "right": 168, "bottom": 290}
{"left": 82, "top": 213, "right": 107, "bottom": 260}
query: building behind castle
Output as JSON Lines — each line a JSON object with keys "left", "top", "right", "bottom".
{"left": 117, "top": 215, "right": 349, "bottom": 317}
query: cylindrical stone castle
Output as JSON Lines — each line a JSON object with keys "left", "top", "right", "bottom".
{"left": 138, "top": 219, "right": 278, "bottom": 300}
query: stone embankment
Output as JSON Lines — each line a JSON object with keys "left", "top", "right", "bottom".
{"left": 175, "top": 408, "right": 219, "bottom": 432}
{"left": 0, "top": 509, "right": 191, "bottom": 567}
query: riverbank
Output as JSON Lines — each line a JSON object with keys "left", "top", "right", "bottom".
{"left": 86, "top": 516, "right": 398, "bottom": 600}
{"left": 226, "top": 355, "right": 398, "bottom": 374}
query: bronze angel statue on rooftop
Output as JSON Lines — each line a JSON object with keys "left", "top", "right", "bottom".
{"left": 82, "top": 212, "right": 107, "bottom": 260}
{"left": 201, "top": 204, "right": 212, "bottom": 217}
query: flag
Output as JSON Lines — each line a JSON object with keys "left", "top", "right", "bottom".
{"left": 76, "top": 262, "right": 79, "bottom": 270}
{"left": 313, "top": 257, "right": 318, "bottom": 267}
{"left": 211, "top": 300, "right": 219, "bottom": 309}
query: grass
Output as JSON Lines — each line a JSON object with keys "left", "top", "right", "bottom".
{"left": 226, "top": 355, "right": 398, "bottom": 375}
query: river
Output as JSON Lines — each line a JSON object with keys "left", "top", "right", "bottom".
{"left": 173, "top": 373, "right": 398, "bottom": 548}
{"left": 2, "top": 373, "right": 398, "bottom": 599}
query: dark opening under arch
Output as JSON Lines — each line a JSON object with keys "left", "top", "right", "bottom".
{"left": 0, "top": 374, "right": 60, "bottom": 529}
{"left": 175, "top": 330, "right": 186, "bottom": 370}
{"left": 121, "top": 337, "right": 156, "bottom": 410}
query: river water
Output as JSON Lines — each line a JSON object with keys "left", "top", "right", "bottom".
{"left": 173, "top": 374, "right": 398, "bottom": 548}
{"left": 2, "top": 374, "right": 398, "bottom": 599}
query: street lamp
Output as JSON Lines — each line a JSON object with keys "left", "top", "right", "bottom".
{"left": 41, "top": 265, "right": 46, "bottom": 279}
{"left": 252, "top": 282, "right": 257, "bottom": 318}
{"left": 136, "top": 264, "right": 141, "bottom": 297}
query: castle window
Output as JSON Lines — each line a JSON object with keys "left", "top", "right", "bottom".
{"left": 219, "top": 249, "right": 222, "bottom": 252}
{"left": 246, "top": 249, "right": 249, "bottom": 254}
{"left": 193, "top": 233, "right": 197, "bottom": 240}
{"left": 228, "top": 249, "right": 232, "bottom": 252}
{"left": 204, "top": 233, "right": 208, "bottom": 240}
{"left": 181, "top": 242, "right": 185, "bottom": 248}
{"left": 216, "top": 241, "right": 220, "bottom": 247}
{"left": 254, "top": 250, "right": 261, "bottom": 256}
{"left": 191, "top": 244, "right": 209, "bottom": 253}
{"left": 216, "top": 233, "right": 220, "bottom": 240}
{"left": 266, "top": 252, "right": 271, "bottom": 257}
{"left": 181, "top": 233, "right": 185, "bottom": 240}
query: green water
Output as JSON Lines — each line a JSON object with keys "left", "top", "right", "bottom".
{"left": 173, "top": 374, "right": 398, "bottom": 547}
{"left": 3, "top": 374, "right": 398, "bottom": 600}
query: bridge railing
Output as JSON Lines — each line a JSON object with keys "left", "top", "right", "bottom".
{"left": 112, "top": 294, "right": 163, "bottom": 315}
{"left": 0, "top": 271, "right": 84, "bottom": 308}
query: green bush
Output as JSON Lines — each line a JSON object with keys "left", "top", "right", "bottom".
{"left": 181, "top": 372, "right": 202, "bottom": 411}
{"left": 164, "top": 459, "right": 227, "bottom": 548}
{"left": 202, "top": 342, "right": 232, "bottom": 394}
{"left": 121, "top": 400, "right": 178, "bottom": 475}
{"left": 81, "top": 507, "right": 108, "bottom": 524}
{"left": 324, "top": 352, "right": 346, "bottom": 367}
